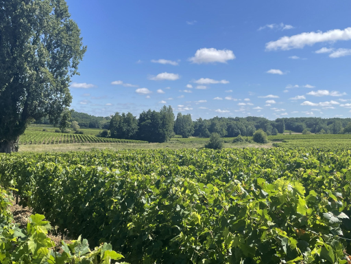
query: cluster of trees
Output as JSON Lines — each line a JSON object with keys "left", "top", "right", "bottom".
{"left": 108, "top": 106, "right": 175, "bottom": 142}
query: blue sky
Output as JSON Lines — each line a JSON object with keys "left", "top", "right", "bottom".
{"left": 67, "top": 0, "right": 351, "bottom": 120}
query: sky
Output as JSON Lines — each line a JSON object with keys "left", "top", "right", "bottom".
{"left": 66, "top": 0, "right": 351, "bottom": 120}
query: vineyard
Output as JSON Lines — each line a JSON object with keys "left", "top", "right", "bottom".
{"left": 19, "top": 130, "right": 147, "bottom": 145}
{"left": 1, "top": 148, "right": 351, "bottom": 263}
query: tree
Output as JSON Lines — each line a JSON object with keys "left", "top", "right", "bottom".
{"left": 253, "top": 129, "right": 268, "bottom": 143}
{"left": 59, "top": 110, "right": 71, "bottom": 133}
{"left": 302, "top": 129, "right": 311, "bottom": 134}
{"left": 344, "top": 123, "right": 351, "bottom": 133}
{"left": 272, "top": 128, "right": 278, "bottom": 135}
{"left": 174, "top": 113, "right": 194, "bottom": 138}
{"left": 332, "top": 120, "right": 342, "bottom": 134}
{"left": 110, "top": 112, "right": 138, "bottom": 139}
{"left": 205, "top": 133, "right": 223, "bottom": 150}
{"left": 71, "top": 121, "right": 80, "bottom": 132}
{"left": 0, "top": 0, "right": 86, "bottom": 153}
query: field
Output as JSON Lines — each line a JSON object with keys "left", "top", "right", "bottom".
{"left": 1, "top": 147, "right": 351, "bottom": 263}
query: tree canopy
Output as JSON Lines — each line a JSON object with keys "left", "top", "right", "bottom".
{"left": 0, "top": 0, "right": 86, "bottom": 152}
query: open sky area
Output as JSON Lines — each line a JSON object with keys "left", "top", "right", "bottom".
{"left": 66, "top": 0, "right": 351, "bottom": 120}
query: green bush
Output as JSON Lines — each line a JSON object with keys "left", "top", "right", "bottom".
{"left": 302, "top": 129, "right": 311, "bottom": 135}
{"left": 253, "top": 129, "right": 268, "bottom": 143}
{"left": 232, "top": 135, "right": 245, "bottom": 143}
{"left": 75, "top": 130, "right": 84, "bottom": 134}
{"left": 205, "top": 133, "right": 223, "bottom": 149}
{"left": 55, "top": 129, "right": 60, "bottom": 133}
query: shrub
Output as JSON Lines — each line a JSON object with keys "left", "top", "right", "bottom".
{"left": 302, "top": 129, "right": 311, "bottom": 135}
{"left": 205, "top": 133, "right": 223, "bottom": 150}
{"left": 97, "top": 129, "right": 110, "bottom": 138}
{"left": 232, "top": 135, "right": 245, "bottom": 143}
{"left": 55, "top": 129, "right": 60, "bottom": 133}
{"left": 272, "top": 128, "right": 278, "bottom": 135}
{"left": 75, "top": 130, "right": 84, "bottom": 134}
{"left": 42, "top": 129, "right": 47, "bottom": 132}
{"left": 253, "top": 129, "right": 268, "bottom": 143}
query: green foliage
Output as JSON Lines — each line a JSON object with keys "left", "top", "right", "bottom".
{"left": 302, "top": 129, "right": 311, "bottom": 134}
{"left": 253, "top": 129, "right": 268, "bottom": 143}
{"left": 344, "top": 123, "right": 351, "bottom": 133}
{"left": 174, "top": 113, "right": 194, "bottom": 138}
{"left": 232, "top": 135, "right": 245, "bottom": 143}
{"left": 0, "top": 148, "right": 351, "bottom": 262}
{"left": 71, "top": 121, "right": 80, "bottom": 132}
{"left": 272, "top": 127, "right": 278, "bottom": 135}
{"left": 205, "top": 133, "right": 224, "bottom": 149}
{"left": 0, "top": 187, "right": 126, "bottom": 263}
{"left": 0, "top": 0, "right": 86, "bottom": 152}
{"left": 59, "top": 110, "right": 72, "bottom": 133}
{"left": 97, "top": 129, "right": 110, "bottom": 138}
{"left": 110, "top": 112, "right": 138, "bottom": 139}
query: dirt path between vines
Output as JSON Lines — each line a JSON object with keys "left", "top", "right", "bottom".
{"left": 9, "top": 201, "right": 71, "bottom": 249}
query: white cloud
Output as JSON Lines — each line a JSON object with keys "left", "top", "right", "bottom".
{"left": 196, "top": 85, "right": 207, "bottom": 89}
{"left": 157, "top": 89, "right": 165, "bottom": 94}
{"left": 186, "top": 84, "right": 193, "bottom": 88}
{"left": 253, "top": 106, "right": 263, "bottom": 110}
{"left": 286, "top": 84, "right": 299, "bottom": 89}
{"left": 259, "top": 94, "right": 279, "bottom": 98}
{"left": 182, "top": 90, "right": 192, "bottom": 93}
{"left": 238, "top": 103, "right": 246, "bottom": 106}
{"left": 340, "top": 103, "right": 351, "bottom": 108}
{"left": 290, "top": 95, "right": 306, "bottom": 100}
{"left": 194, "top": 78, "right": 229, "bottom": 84}
{"left": 281, "top": 112, "right": 288, "bottom": 116}
{"left": 196, "top": 100, "right": 207, "bottom": 104}
{"left": 168, "top": 97, "right": 173, "bottom": 100}
{"left": 165, "top": 86, "right": 171, "bottom": 89}
{"left": 70, "top": 82, "right": 95, "bottom": 89}
{"left": 111, "top": 80, "right": 138, "bottom": 87}
{"left": 214, "top": 97, "right": 223, "bottom": 100}
{"left": 186, "top": 20, "right": 197, "bottom": 25}
{"left": 258, "top": 23, "right": 294, "bottom": 31}
{"left": 225, "top": 90, "right": 233, "bottom": 93}
{"left": 159, "top": 100, "right": 167, "bottom": 104}
{"left": 289, "top": 56, "right": 300, "bottom": 59}
{"left": 136, "top": 88, "right": 152, "bottom": 94}
{"left": 178, "top": 106, "right": 193, "bottom": 111}
{"left": 267, "top": 69, "right": 284, "bottom": 75}
{"left": 283, "top": 90, "right": 289, "bottom": 93}
{"left": 146, "top": 95, "right": 150, "bottom": 99}
{"left": 225, "top": 96, "right": 237, "bottom": 101}
{"left": 301, "top": 100, "right": 340, "bottom": 107}
{"left": 151, "top": 59, "right": 178, "bottom": 66}
{"left": 199, "top": 107, "right": 207, "bottom": 109}
{"left": 304, "top": 84, "right": 315, "bottom": 88}
{"left": 266, "top": 100, "right": 276, "bottom": 104}
{"left": 136, "top": 60, "right": 143, "bottom": 64}
{"left": 215, "top": 109, "right": 230, "bottom": 113}
{"left": 247, "top": 102, "right": 254, "bottom": 106}
{"left": 315, "top": 47, "right": 334, "bottom": 54}
{"left": 266, "top": 27, "right": 351, "bottom": 51}
{"left": 244, "top": 98, "right": 250, "bottom": 101}
{"left": 189, "top": 48, "right": 235, "bottom": 64}
{"left": 307, "top": 90, "right": 346, "bottom": 97}
{"left": 178, "top": 95, "right": 184, "bottom": 98}
{"left": 329, "top": 48, "right": 351, "bottom": 58}
{"left": 80, "top": 100, "right": 89, "bottom": 105}
{"left": 150, "top": 72, "right": 180, "bottom": 81}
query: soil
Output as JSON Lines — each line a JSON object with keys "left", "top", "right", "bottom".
{"left": 9, "top": 200, "right": 71, "bottom": 250}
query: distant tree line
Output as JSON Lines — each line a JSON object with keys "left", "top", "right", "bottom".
{"left": 34, "top": 107, "right": 351, "bottom": 142}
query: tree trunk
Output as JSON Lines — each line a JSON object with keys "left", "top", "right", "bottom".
{"left": 0, "top": 138, "right": 19, "bottom": 153}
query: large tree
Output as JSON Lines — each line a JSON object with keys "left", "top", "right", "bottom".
{"left": 0, "top": 0, "right": 86, "bottom": 152}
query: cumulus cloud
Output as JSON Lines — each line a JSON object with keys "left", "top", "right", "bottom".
{"left": 151, "top": 59, "right": 178, "bottom": 66}
{"left": 150, "top": 72, "right": 180, "bottom": 81}
{"left": 186, "top": 84, "right": 193, "bottom": 88}
{"left": 70, "top": 82, "right": 95, "bottom": 89}
{"left": 214, "top": 97, "right": 223, "bottom": 100}
{"left": 266, "top": 27, "right": 351, "bottom": 51}
{"left": 215, "top": 109, "right": 230, "bottom": 113}
{"left": 182, "top": 90, "right": 192, "bottom": 93}
{"left": 238, "top": 103, "right": 246, "bottom": 106}
{"left": 253, "top": 106, "right": 263, "bottom": 110}
{"left": 244, "top": 98, "right": 250, "bottom": 101}
{"left": 259, "top": 23, "right": 294, "bottom": 31}
{"left": 267, "top": 69, "right": 284, "bottom": 75}
{"left": 159, "top": 100, "right": 167, "bottom": 104}
{"left": 189, "top": 48, "right": 235, "bottom": 64}
{"left": 329, "top": 48, "right": 351, "bottom": 58}
{"left": 157, "top": 89, "right": 165, "bottom": 94}
{"left": 196, "top": 100, "right": 207, "bottom": 104}
{"left": 315, "top": 47, "right": 334, "bottom": 54}
{"left": 106, "top": 103, "right": 112, "bottom": 106}
{"left": 225, "top": 90, "right": 233, "bottom": 93}
{"left": 266, "top": 100, "right": 276, "bottom": 104}
{"left": 304, "top": 84, "right": 315, "bottom": 88}
{"left": 136, "top": 88, "right": 152, "bottom": 94}
{"left": 196, "top": 85, "right": 207, "bottom": 89}
{"left": 307, "top": 90, "right": 346, "bottom": 97}
{"left": 111, "top": 80, "right": 138, "bottom": 87}
{"left": 259, "top": 94, "right": 279, "bottom": 98}
{"left": 286, "top": 84, "right": 315, "bottom": 89}
{"left": 79, "top": 100, "right": 90, "bottom": 105}
{"left": 225, "top": 96, "right": 237, "bottom": 101}
{"left": 199, "top": 107, "right": 207, "bottom": 109}
{"left": 290, "top": 95, "right": 306, "bottom": 100}
{"left": 194, "top": 78, "right": 229, "bottom": 84}
{"left": 301, "top": 100, "right": 340, "bottom": 107}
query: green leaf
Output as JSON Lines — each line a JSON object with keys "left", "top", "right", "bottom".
{"left": 320, "top": 244, "right": 335, "bottom": 263}
{"left": 297, "top": 197, "right": 307, "bottom": 216}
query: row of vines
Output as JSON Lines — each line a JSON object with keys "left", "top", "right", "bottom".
{"left": 1, "top": 148, "right": 351, "bottom": 263}
{"left": 19, "top": 131, "right": 147, "bottom": 145}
